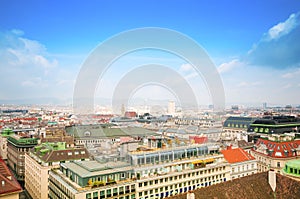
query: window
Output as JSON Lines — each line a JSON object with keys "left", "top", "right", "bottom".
{"left": 86, "top": 193, "right": 91, "bottom": 199}
{"left": 277, "top": 162, "right": 280, "bottom": 168}
{"left": 121, "top": 173, "right": 125, "bottom": 178}
{"left": 93, "top": 192, "right": 98, "bottom": 199}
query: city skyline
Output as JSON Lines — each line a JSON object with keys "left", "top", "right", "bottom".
{"left": 1, "top": 1, "right": 300, "bottom": 107}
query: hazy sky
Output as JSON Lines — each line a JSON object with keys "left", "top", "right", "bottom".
{"left": 1, "top": 0, "right": 300, "bottom": 107}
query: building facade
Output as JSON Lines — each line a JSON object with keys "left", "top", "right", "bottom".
{"left": 25, "top": 142, "right": 89, "bottom": 199}
{"left": 49, "top": 143, "right": 230, "bottom": 199}
{"left": 7, "top": 135, "right": 39, "bottom": 181}
{"left": 251, "top": 136, "right": 300, "bottom": 173}
{"left": 222, "top": 116, "right": 257, "bottom": 140}
{"left": 221, "top": 147, "right": 257, "bottom": 180}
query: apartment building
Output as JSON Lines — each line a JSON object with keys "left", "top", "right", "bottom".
{"left": 49, "top": 143, "right": 230, "bottom": 199}
{"left": 7, "top": 135, "right": 39, "bottom": 180}
{"left": 251, "top": 135, "right": 300, "bottom": 173}
{"left": 222, "top": 116, "right": 257, "bottom": 140}
{"left": 25, "top": 142, "right": 89, "bottom": 199}
{"left": 221, "top": 147, "right": 257, "bottom": 179}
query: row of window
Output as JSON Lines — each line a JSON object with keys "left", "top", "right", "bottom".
{"left": 85, "top": 184, "right": 136, "bottom": 199}
{"left": 139, "top": 166, "right": 227, "bottom": 188}
{"left": 138, "top": 178, "right": 227, "bottom": 198}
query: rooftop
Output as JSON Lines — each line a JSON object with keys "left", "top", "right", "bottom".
{"left": 31, "top": 142, "right": 89, "bottom": 163}
{"left": 223, "top": 116, "right": 257, "bottom": 129}
{"left": 221, "top": 148, "right": 255, "bottom": 163}
{"left": 285, "top": 159, "right": 300, "bottom": 169}
{"left": 66, "top": 125, "right": 158, "bottom": 139}
{"left": 0, "top": 157, "right": 22, "bottom": 196}
{"left": 167, "top": 172, "right": 300, "bottom": 199}
{"left": 7, "top": 135, "right": 38, "bottom": 146}
{"left": 61, "top": 161, "right": 132, "bottom": 178}
{"left": 253, "top": 138, "right": 300, "bottom": 158}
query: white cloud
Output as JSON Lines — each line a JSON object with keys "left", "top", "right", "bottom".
{"left": 247, "top": 12, "right": 300, "bottom": 69}
{"left": 218, "top": 59, "right": 241, "bottom": 74}
{"left": 237, "top": 81, "right": 262, "bottom": 88}
{"left": 21, "top": 77, "right": 48, "bottom": 88}
{"left": 184, "top": 72, "right": 198, "bottom": 80}
{"left": 179, "top": 63, "right": 194, "bottom": 72}
{"left": 0, "top": 29, "right": 77, "bottom": 100}
{"left": 264, "top": 12, "right": 299, "bottom": 41}
{"left": 282, "top": 68, "right": 300, "bottom": 78}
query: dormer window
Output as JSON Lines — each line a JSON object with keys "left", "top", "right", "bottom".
{"left": 84, "top": 131, "right": 91, "bottom": 137}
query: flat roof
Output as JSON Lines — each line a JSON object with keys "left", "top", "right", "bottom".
{"left": 62, "top": 161, "right": 132, "bottom": 178}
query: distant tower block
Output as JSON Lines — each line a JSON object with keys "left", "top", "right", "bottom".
{"left": 168, "top": 100, "right": 175, "bottom": 116}
{"left": 263, "top": 102, "right": 267, "bottom": 110}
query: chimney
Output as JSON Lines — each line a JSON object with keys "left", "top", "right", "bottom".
{"left": 187, "top": 192, "right": 195, "bottom": 199}
{"left": 268, "top": 170, "right": 276, "bottom": 192}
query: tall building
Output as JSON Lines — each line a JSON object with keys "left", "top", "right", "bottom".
{"left": 49, "top": 143, "right": 230, "bottom": 199}
{"left": 0, "top": 157, "right": 22, "bottom": 199}
{"left": 263, "top": 102, "right": 267, "bottom": 110}
{"left": 25, "top": 142, "right": 89, "bottom": 199}
{"left": 168, "top": 101, "right": 175, "bottom": 116}
{"left": 7, "top": 135, "right": 39, "bottom": 181}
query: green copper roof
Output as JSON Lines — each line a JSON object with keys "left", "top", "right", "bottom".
{"left": 285, "top": 159, "right": 300, "bottom": 169}
{"left": 34, "top": 142, "right": 66, "bottom": 153}
{"left": 1, "top": 128, "right": 14, "bottom": 137}
{"left": 7, "top": 136, "right": 38, "bottom": 146}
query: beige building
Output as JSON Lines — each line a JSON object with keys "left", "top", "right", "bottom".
{"left": 25, "top": 142, "right": 89, "bottom": 199}
{"left": 251, "top": 136, "right": 300, "bottom": 173}
{"left": 221, "top": 147, "right": 257, "bottom": 180}
{"left": 49, "top": 143, "right": 230, "bottom": 199}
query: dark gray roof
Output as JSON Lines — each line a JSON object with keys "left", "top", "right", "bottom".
{"left": 223, "top": 117, "right": 257, "bottom": 129}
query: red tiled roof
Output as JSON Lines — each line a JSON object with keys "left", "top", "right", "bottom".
{"left": 0, "top": 157, "right": 22, "bottom": 196}
{"left": 253, "top": 138, "right": 300, "bottom": 158}
{"left": 189, "top": 136, "right": 208, "bottom": 144}
{"left": 221, "top": 148, "right": 255, "bottom": 163}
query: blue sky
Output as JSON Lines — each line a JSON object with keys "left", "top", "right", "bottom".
{"left": 1, "top": 0, "right": 300, "bottom": 107}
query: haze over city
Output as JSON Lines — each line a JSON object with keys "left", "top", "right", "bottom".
{"left": 1, "top": 1, "right": 300, "bottom": 108}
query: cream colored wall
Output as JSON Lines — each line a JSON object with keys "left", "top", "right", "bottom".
{"left": 25, "top": 153, "right": 49, "bottom": 199}
{"left": 231, "top": 160, "right": 257, "bottom": 180}
{"left": 0, "top": 192, "right": 20, "bottom": 199}
{"left": 251, "top": 150, "right": 297, "bottom": 173}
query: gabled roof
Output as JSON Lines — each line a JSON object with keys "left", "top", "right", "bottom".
{"left": 0, "top": 158, "right": 22, "bottom": 196}
{"left": 221, "top": 148, "right": 255, "bottom": 163}
{"left": 253, "top": 138, "right": 300, "bottom": 158}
